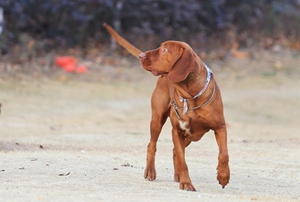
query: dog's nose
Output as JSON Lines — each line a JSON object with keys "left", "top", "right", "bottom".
{"left": 139, "top": 52, "right": 146, "bottom": 59}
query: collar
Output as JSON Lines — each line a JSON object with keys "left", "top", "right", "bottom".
{"left": 178, "top": 62, "right": 213, "bottom": 115}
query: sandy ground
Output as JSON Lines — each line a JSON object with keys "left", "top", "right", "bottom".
{"left": 0, "top": 57, "right": 300, "bottom": 202}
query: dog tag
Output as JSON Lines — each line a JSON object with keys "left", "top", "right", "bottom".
{"left": 182, "top": 99, "right": 188, "bottom": 115}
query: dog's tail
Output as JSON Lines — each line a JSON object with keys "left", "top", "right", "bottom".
{"left": 103, "top": 23, "right": 142, "bottom": 58}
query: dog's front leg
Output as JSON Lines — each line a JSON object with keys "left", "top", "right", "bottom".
{"left": 173, "top": 139, "right": 191, "bottom": 182}
{"left": 145, "top": 110, "right": 169, "bottom": 181}
{"left": 214, "top": 126, "right": 230, "bottom": 188}
{"left": 172, "top": 128, "right": 196, "bottom": 191}
{"left": 144, "top": 118, "right": 165, "bottom": 181}
{"left": 144, "top": 80, "right": 170, "bottom": 181}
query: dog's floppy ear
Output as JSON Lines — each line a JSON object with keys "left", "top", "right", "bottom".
{"left": 167, "top": 47, "right": 196, "bottom": 83}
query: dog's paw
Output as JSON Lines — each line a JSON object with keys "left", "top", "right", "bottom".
{"left": 144, "top": 167, "right": 156, "bottom": 181}
{"left": 179, "top": 181, "right": 196, "bottom": 191}
{"left": 217, "top": 165, "right": 230, "bottom": 188}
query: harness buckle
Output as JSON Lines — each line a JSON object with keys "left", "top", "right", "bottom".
{"left": 171, "top": 100, "right": 181, "bottom": 119}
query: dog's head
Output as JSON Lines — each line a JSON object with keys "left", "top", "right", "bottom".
{"left": 139, "top": 41, "right": 196, "bottom": 83}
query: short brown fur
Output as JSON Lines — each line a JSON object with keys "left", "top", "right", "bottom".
{"left": 104, "top": 24, "right": 230, "bottom": 191}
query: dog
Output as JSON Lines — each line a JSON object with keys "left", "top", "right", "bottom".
{"left": 104, "top": 23, "right": 230, "bottom": 191}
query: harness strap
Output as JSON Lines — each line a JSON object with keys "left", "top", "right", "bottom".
{"left": 179, "top": 63, "right": 213, "bottom": 114}
{"left": 171, "top": 84, "right": 216, "bottom": 119}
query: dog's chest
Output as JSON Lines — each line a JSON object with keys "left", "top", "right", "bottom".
{"left": 179, "top": 120, "right": 191, "bottom": 134}
{"left": 176, "top": 117, "right": 209, "bottom": 141}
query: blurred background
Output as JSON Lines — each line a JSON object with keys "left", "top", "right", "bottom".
{"left": 0, "top": 2, "right": 299, "bottom": 200}
{"left": 0, "top": 0, "right": 299, "bottom": 78}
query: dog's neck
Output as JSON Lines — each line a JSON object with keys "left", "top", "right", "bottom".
{"left": 174, "top": 60, "right": 212, "bottom": 99}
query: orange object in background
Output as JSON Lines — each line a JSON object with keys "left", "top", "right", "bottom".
{"left": 230, "top": 42, "right": 249, "bottom": 59}
{"left": 75, "top": 65, "right": 87, "bottom": 73}
{"left": 55, "top": 56, "right": 78, "bottom": 68}
{"left": 62, "top": 64, "right": 76, "bottom": 73}
{"left": 55, "top": 56, "right": 87, "bottom": 73}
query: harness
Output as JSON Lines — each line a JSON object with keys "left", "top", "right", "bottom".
{"left": 170, "top": 63, "right": 215, "bottom": 119}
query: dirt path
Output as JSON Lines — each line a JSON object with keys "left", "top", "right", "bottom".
{"left": 0, "top": 63, "right": 299, "bottom": 201}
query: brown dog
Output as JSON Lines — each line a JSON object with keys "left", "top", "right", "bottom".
{"left": 104, "top": 24, "right": 230, "bottom": 191}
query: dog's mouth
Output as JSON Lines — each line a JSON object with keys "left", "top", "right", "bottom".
{"left": 142, "top": 64, "right": 167, "bottom": 76}
{"left": 141, "top": 65, "right": 160, "bottom": 76}
{"left": 151, "top": 70, "right": 159, "bottom": 76}
{"left": 139, "top": 60, "right": 159, "bottom": 76}
{"left": 139, "top": 53, "right": 164, "bottom": 76}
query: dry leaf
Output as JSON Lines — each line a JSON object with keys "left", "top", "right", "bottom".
{"left": 59, "top": 172, "right": 70, "bottom": 176}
